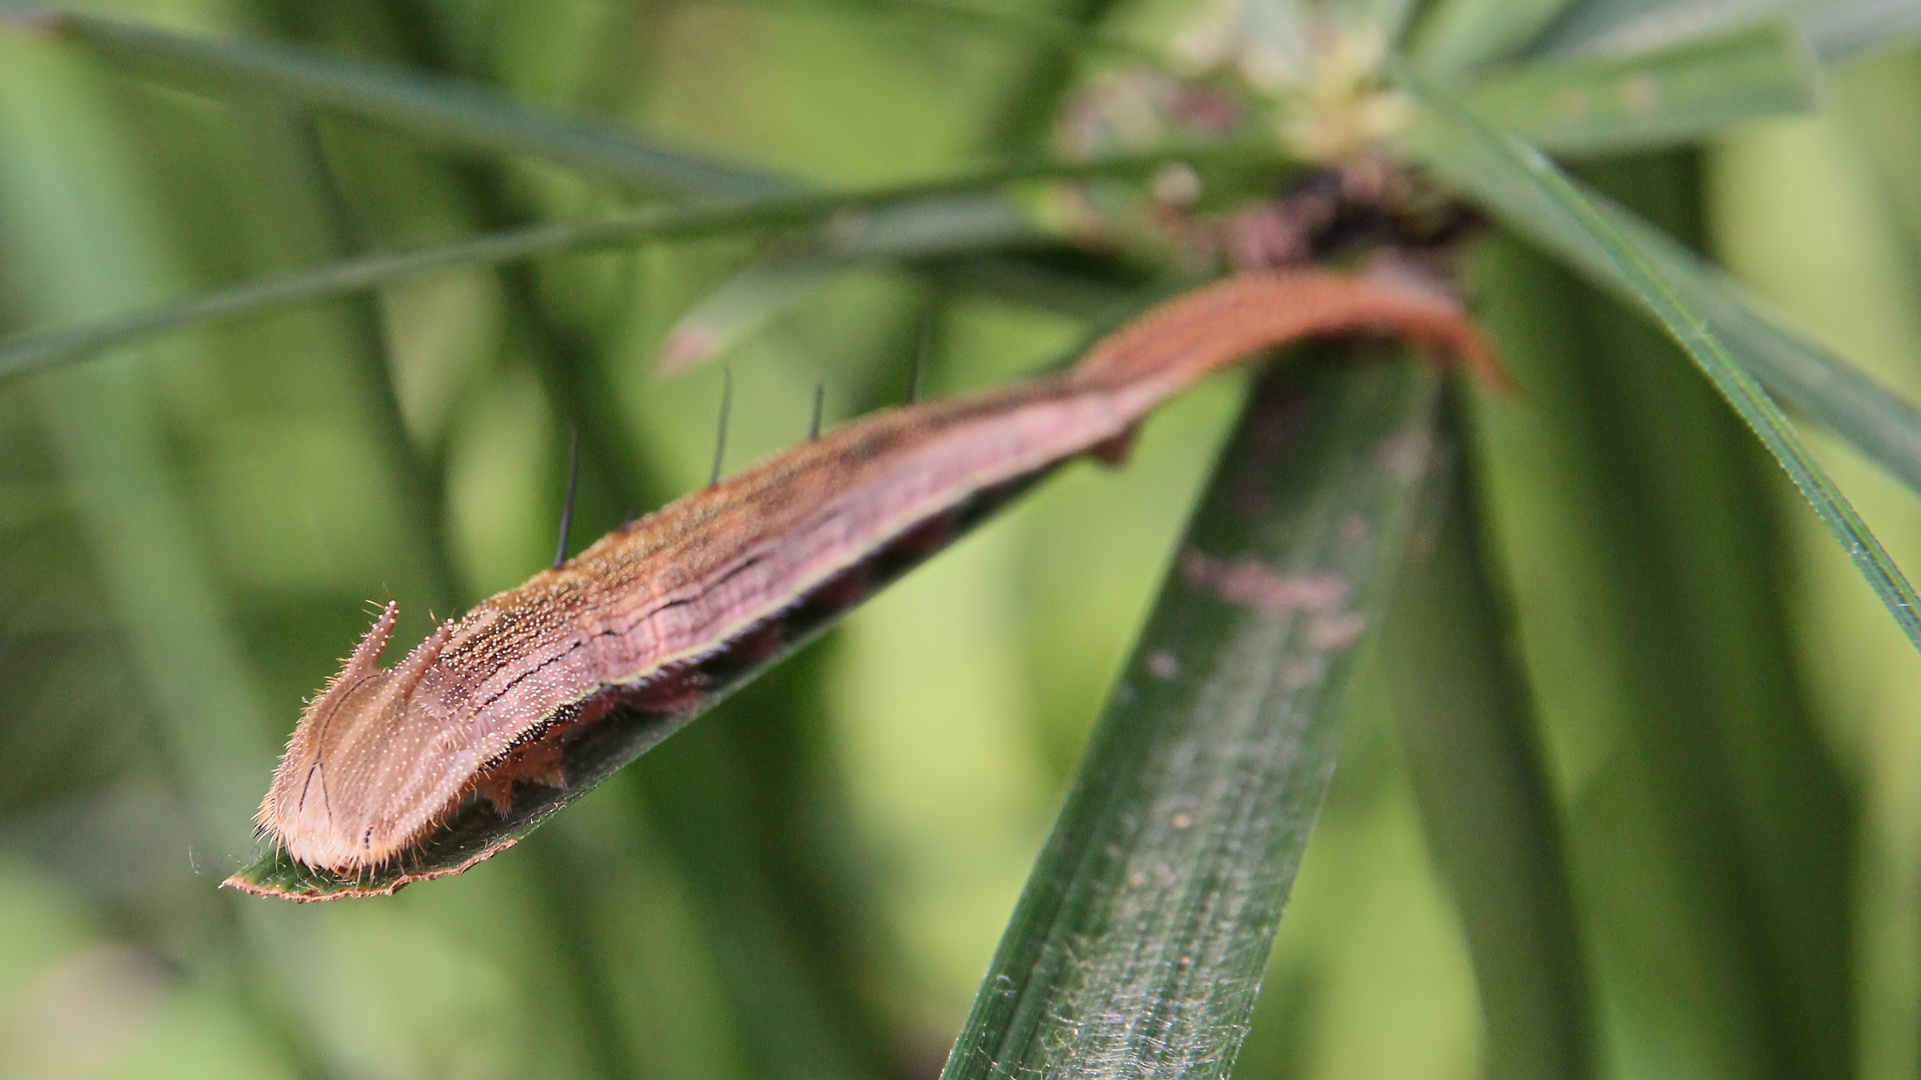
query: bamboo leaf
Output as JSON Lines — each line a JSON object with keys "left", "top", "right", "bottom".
{"left": 1467, "top": 21, "right": 1815, "bottom": 154}
{"left": 1398, "top": 77, "right": 1921, "bottom": 650}
{"left": 0, "top": 1, "right": 787, "bottom": 197}
{"left": 942, "top": 351, "right": 1443, "bottom": 1079}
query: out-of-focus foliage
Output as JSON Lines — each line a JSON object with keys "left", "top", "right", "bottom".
{"left": 2, "top": 1, "right": 1920, "bottom": 1079}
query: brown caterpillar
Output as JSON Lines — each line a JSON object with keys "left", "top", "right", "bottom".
{"left": 247, "top": 268, "right": 1503, "bottom": 879}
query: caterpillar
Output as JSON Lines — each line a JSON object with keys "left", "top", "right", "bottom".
{"left": 244, "top": 267, "right": 1502, "bottom": 883}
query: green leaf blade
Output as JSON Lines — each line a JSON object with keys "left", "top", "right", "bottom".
{"left": 1407, "top": 104, "right": 1921, "bottom": 502}
{"left": 0, "top": 149, "right": 1242, "bottom": 381}
{"left": 1529, "top": 0, "right": 1787, "bottom": 60}
{"left": 1399, "top": 78, "right": 1921, "bottom": 651}
{"left": 1386, "top": 395, "right": 1595, "bottom": 1080}
{"left": 942, "top": 351, "right": 1443, "bottom": 1079}
{"left": 1467, "top": 22, "right": 1816, "bottom": 155}
{"left": 1591, "top": 198, "right": 1921, "bottom": 499}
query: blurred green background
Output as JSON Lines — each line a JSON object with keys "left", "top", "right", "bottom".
{"left": 1, "top": 1, "right": 1919, "bottom": 1079}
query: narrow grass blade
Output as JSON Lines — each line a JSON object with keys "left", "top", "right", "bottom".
{"left": 0, "top": 2, "right": 1185, "bottom": 339}
{"left": 1399, "top": 79, "right": 1921, "bottom": 650}
{"left": 0, "top": 2, "right": 787, "bottom": 197}
{"left": 1467, "top": 21, "right": 1814, "bottom": 155}
{"left": 0, "top": 148, "right": 1245, "bottom": 381}
{"left": 658, "top": 196, "right": 1034, "bottom": 374}
{"left": 942, "top": 351, "right": 1443, "bottom": 1079}
{"left": 1385, "top": 392, "right": 1593, "bottom": 1080}
{"left": 1417, "top": 73, "right": 1921, "bottom": 505}
{"left": 1594, "top": 193, "right": 1921, "bottom": 499}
